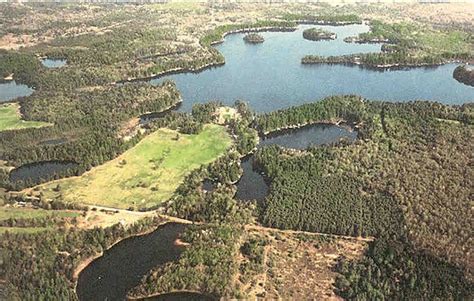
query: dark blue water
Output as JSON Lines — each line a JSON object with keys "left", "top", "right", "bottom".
{"left": 0, "top": 81, "right": 34, "bottom": 102}
{"left": 235, "top": 124, "right": 356, "bottom": 201}
{"left": 151, "top": 24, "right": 473, "bottom": 112}
{"left": 41, "top": 58, "right": 67, "bottom": 68}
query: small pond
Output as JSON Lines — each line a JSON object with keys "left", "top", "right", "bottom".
{"left": 235, "top": 123, "right": 357, "bottom": 201}
{"left": 41, "top": 58, "right": 67, "bottom": 68}
{"left": 0, "top": 80, "right": 34, "bottom": 103}
{"left": 9, "top": 161, "right": 79, "bottom": 185}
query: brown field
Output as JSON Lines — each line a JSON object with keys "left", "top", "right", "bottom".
{"left": 238, "top": 229, "right": 369, "bottom": 300}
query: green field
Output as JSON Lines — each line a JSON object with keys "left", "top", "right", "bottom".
{"left": 0, "top": 207, "right": 79, "bottom": 221}
{"left": 0, "top": 103, "right": 51, "bottom": 132}
{"left": 40, "top": 124, "right": 232, "bottom": 209}
{"left": 0, "top": 227, "right": 49, "bottom": 234}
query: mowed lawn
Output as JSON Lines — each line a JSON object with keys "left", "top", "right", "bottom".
{"left": 0, "top": 103, "right": 51, "bottom": 132}
{"left": 40, "top": 124, "right": 232, "bottom": 209}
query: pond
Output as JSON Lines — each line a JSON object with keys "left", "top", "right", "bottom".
{"left": 41, "top": 58, "right": 67, "bottom": 68}
{"left": 76, "top": 222, "right": 187, "bottom": 301}
{"left": 0, "top": 80, "right": 34, "bottom": 103}
{"left": 151, "top": 24, "right": 473, "bottom": 112}
{"left": 235, "top": 123, "right": 357, "bottom": 201}
{"left": 9, "top": 161, "right": 79, "bottom": 185}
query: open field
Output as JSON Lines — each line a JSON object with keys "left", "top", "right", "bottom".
{"left": 37, "top": 125, "right": 231, "bottom": 209}
{"left": 0, "top": 226, "right": 49, "bottom": 234}
{"left": 0, "top": 206, "right": 79, "bottom": 221}
{"left": 0, "top": 103, "right": 51, "bottom": 132}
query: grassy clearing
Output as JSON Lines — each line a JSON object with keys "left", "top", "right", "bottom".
{"left": 0, "top": 227, "right": 49, "bottom": 234}
{"left": 0, "top": 206, "right": 79, "bottom": 221}
{"left": 40, "top": 124, "right": 231, "bottom": 209}
{"left": 0, "top": 103, "right": 51, "bottom": 132}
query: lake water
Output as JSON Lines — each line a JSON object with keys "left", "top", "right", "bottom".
{"left": 235, "top": 123, "right": 357, "bottom": 201}
{"left": 9, "top": 161, "right": 79, "bottom": 185}
{"left": 41, "top": 58, "right": 67, "bottom": 68}
{"left": 0, "top": 80, "right": 34, "bottom": 102}
{"left": 152, "top": 24, "right": 473, "bottom": 112}
{"left": 76, "top": 222, "right": 187, "bottom": 301}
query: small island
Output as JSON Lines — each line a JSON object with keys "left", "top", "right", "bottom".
{"left": 453, "top": 65, "right": 474, "bottom": 87}
{"left": 243, "top": 33, "right": 265, "bottom": 44}
{"left": 302, "top": 28, "right": 336, "bottom": 41}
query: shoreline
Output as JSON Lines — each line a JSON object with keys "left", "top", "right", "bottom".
{"left": 127, "top": 289, "right": 216, "bottom": 301}
{"left": 72, "top": 219, "right": 183, "bottom": 295}
{"left": 260, "top": 119, "right": 355, "bottom": 136}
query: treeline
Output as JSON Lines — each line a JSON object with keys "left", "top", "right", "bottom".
{"left": 199, "top": 20, "right": 296, "bottom": 47}
{"left": 282, "top": 13, "right": 362, "bottom": 25}
{"left": 255, "top": 95, "right": 367, "bottom": 134}
{"left": 128, "top": 224, "right": 242, "bottom": 299}
{"left": 453, "top": 65, "right": 474, "bottom": 87}
{"left": 301, "top": 51, "right": 469, "bottom": 68}
{"left": 1, "top": 215, "right": 168, "bottom": 300}
{"left": 302, "top": 28, "right": 336, "bottom": 41}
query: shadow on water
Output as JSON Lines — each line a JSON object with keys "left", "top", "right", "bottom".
{"left": 76, "top": 222, "right": 188, "bottom": 301}
{"left": 235, "top": 124, "right": 357, "bottom": 202}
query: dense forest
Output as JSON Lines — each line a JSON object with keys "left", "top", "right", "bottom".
{"left": 453, "top": 64, "right": 474, "bottom": 87}
{"left": 252, "top": 97, "right": 473, "bottom": 299}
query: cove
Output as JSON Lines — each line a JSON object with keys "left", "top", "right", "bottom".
{"left": 9, "top": 161, "right": 79, "bottom": 185}
{"left": 0, "top": 80, "right": 34, "bottom": 103}
{"left": 76, "top": 222, "right": 187, "bottom": 301}
{"left": 151, "top": 24, "right": 473, "bottom": 112}
{"left": 235, "top": 123, "right": 357, "bottom": 201}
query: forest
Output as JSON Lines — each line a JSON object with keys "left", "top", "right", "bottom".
{"left": 252, "top": 97, "right": 473, "bottom": 299}
{"left": 302, "top": 28, "right": 336, "bottom": 41}
{"left": 1, "top": 213, "right": 169, "bottom": 300}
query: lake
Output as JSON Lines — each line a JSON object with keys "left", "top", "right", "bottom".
{"left": 151, "top": 24, "right": 473, "bottom": 112}
{"left": 76, "top": 222, "right": 187, "bottom": 301}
